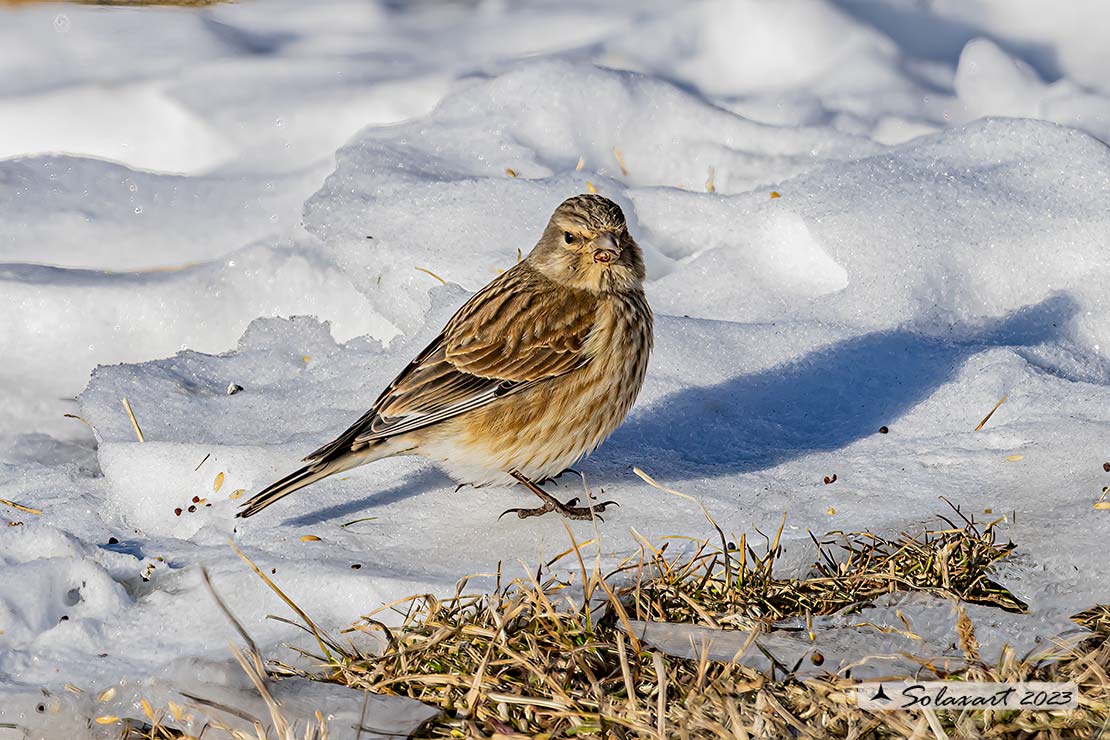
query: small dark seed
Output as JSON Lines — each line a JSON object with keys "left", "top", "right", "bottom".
{"left": 191, "top": 496, "right": 201, "bottom": 503}
{"left": 36, "top": 704, "right": 45, "bottom": 713}
{"left": 351, "top": 563, "right": 362, "bottom": 569}
{"left": 726, "top": 542, "right": 736, "bottom": 551}
{"left": 187, "top": 505, "right": 197, "bottom": 513}
{"left": 879, "top": 426, "right": 889, "bottom": 434}
{"left": 59, "top": 615, "right": 69, "bottom": 622}
{"left": 108, "top": 537, "right": 119, "bottom": 545}
{"left": 823, "top": 474, "right": 837, "bottom": 485}
{"left": 811, "top": 651, "right": 824, "bottom": 666}
{"left": 174, "top": 508, "right": 183, "bottom": 516}
{"left": 271, "top": 568, "right": 277, "bottom": 574}
{"left": 1103, "top": 462, "right": 1110, "bottom": 472}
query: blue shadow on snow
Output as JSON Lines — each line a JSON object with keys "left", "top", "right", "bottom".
{"left": 599, "top": 292, "right": 1078, "bottom": 478}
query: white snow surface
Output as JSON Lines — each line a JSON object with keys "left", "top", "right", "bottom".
{"left": 3, "top": 0, "right": 1110, "bottom": 735}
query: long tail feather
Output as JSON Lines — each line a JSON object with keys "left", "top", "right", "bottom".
{"left": 236, "top": 462, "right": 334, "bottom": 518}
{"left": 237, "top": 441, "right": 392, "bottom": 519}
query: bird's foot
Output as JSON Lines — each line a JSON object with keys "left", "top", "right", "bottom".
{"left": 500, "top": 495, "right": 619, "bottom": 521}
{"left": 501, "top": 470, "right": 618, "bottom": 521}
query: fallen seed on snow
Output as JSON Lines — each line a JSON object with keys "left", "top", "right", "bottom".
{"left": 213, "top": 472, "right": 224, "bottom": 492}
{"left": 226, "top": 382, "right": 243, "bottom": 395}
{"left": 230, "top": 488, "right": 246, "bottom": 499}
{"left": 1006, "top": 455, "right": 1024, "bottom": 462}
{"left": 300, "top": 534, "right": 321, "bottom": 542}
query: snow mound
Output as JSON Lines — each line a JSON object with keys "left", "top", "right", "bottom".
{"left": 648, "top": 117, "right": 1110, "bottom": 353}
{"left": 0, "top": 239, "right": 386, "bottom": 438}
{"left": 303, "top": 60, "right": 878, "bottom": 336}
{"left": 605, "top": 0, "right": 899, "bottom": 97}
{"left": 0, "top": 155, "right": 316, "bottom": 269}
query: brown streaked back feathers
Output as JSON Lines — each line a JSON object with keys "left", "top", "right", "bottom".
{"left": 303, "top": 262, "right": 597, "bottom": 463}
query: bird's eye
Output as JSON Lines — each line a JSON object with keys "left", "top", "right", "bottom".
{"left": 563, "top": 232, "right": 575, "bottom": 244}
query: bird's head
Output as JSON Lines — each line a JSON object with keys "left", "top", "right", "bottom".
{"left": 527, "top": 194, "right": 646, "bottom": 294}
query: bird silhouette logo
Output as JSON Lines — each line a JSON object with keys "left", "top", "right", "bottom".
{"left": 870, "top": 684, "right": 891, "bottom": 702}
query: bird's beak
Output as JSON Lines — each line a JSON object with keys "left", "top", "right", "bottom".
{"left": 591, "top": 232, "right": 620, "bottom": 264}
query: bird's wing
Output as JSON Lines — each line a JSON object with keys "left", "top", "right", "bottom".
{"left": 303, "top": 265, "right": 596, "bottom": 462}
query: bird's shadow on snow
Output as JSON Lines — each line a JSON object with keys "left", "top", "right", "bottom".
{"left": 600, "top": 293, "right": 1079, "bottom": 480}
{"left": 282, "top": 468, "right": 447, "bottom": 527}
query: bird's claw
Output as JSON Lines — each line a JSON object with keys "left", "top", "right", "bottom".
{"left": 498, "top": 498, "right": 618, "bottom": 521}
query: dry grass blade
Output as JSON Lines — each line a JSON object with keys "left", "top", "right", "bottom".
{"left": 228, "top": 540, "right": 338, "bottom": 661}
{"left": 0, "top": 498, "right": 42, "bottom": 515}
{"left": 975, "top": 394, "right": 1008, "bottom": 431}
{"left": 122, "top": 397, "right": 146, "bottom": 442}
{"left": 414, "top": 267, "right": 447, "bottom": 285}
{"left": 613, "top": 146, "right": 630, "bottom": 177}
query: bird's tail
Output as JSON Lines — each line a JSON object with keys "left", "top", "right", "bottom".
{"left": 237, "top": 446, "right": 381, "bottom": 518}
{"left": 236, "top": 463, "right": 330, "bottom": 518}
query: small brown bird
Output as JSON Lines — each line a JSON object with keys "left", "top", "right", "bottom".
{"left": 238, "top": 194, "right": 652, "bottom": 521}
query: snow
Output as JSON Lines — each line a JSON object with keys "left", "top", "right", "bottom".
{"left": 2, "top": 0, "right": 1110, "bottom": 736}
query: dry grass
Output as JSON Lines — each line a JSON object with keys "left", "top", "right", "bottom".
{"left": 107, "top": 505, "right": 1110, "bottom": 739}
{"left": 263, "top": 505, "right": 1107, "bottom": 739}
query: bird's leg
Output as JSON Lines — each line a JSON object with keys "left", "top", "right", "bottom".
{"left": 499, "top": 470, "right": 618, "bottom": 521}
